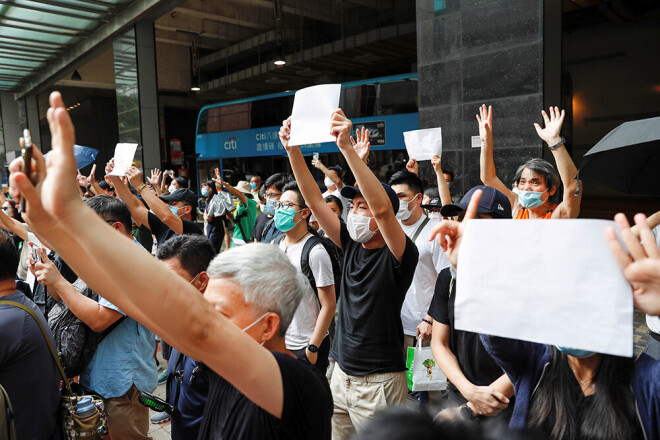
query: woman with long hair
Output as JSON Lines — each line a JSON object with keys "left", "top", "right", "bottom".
{"left": 480, "top": 336, "right": 655, "bottom": 439}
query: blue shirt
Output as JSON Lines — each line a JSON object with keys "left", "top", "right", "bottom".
{"left": 166, "top": 348, "right": 209, "bottom": 440}
{"left": 80, "top": 297, "right": 157, "bottom": 399}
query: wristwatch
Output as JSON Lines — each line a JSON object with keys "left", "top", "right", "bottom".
{"left": 460, "top": 403, "right": 477, "bottom": 420}
{"left": 307, "top": 344, "right": 319, "bottom": 353}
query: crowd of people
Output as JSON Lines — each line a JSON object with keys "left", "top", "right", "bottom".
{"left": 0, "top": 91, "right": 659, "bottom": 440}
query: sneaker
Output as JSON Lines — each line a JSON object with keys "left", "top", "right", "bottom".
{"left": 150, "top": 411, "right": 171, "bottom": 424}
{"left": 158, "top": 370, "right": 168, "bottom": 384}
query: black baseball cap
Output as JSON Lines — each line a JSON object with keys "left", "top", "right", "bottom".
{"left": 421, "top": 198, "right": 442, "bottom": 209}
{"left": 440, "top": 186, "right": 511, "bottom": 219}
{"left": 160, "top": 188, "right": 198, "bottom": 208}
{"left": 340, "top": 183, "right": 400, "bottom": 215}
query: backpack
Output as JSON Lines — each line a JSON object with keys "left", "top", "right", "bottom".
{"left": 0, "top": 384, "right": 15, "bottom": 440}
{"left": 260, "top": 218, "right": 284, "bottom": 244}
{"left": 48, "top": 279, "right": 125, "bottom": 378}
{"left": 276, "top": 232, "right": 343, "bottom": 300}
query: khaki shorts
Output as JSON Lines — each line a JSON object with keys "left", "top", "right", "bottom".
{"left": 330, "top": 364, "right": 407, "bottom": 440}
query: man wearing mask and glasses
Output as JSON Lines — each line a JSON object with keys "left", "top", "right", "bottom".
{"left": 253, "top": 173, "right": 290, "bottom": 243}
{"left": 279, "top": 110, "right": 418, "bottom": 440}
{"left": 272, "top": 181, "right": 336, "bottom": 374}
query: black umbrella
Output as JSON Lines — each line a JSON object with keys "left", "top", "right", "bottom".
{"left": 579, "top": 116, "right": 660, "bottom": 195}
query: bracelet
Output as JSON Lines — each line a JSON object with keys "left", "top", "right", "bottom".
{"left": 548, "top": 136, "right": 565, "bottom": 151}
{"left": 135, "top": 183, "right": 148, "bottom": 194}
{"left": 422, "top": 318, "right": 432, "bottom": 325}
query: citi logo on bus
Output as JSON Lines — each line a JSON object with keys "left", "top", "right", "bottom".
{"left": 224, "top": 137, "right": 238, "bottom": 150}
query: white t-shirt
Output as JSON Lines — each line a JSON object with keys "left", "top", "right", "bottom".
{"left": 322, "top": 188, "right": 351, "bottom": 222}
{"left": 280, "top": 234, "right": 335, "bottom": 350}
{"left": 399, "top": 214, "right": 450, "bottom": 336}
{"left": 25, "top": 231, "right": 48, "bottom": 291}
{"left": 646, "top": 226, "right": 660, "bottom": 334}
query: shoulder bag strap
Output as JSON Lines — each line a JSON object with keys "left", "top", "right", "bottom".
{"left": 0, "top": 300, "right": 73, "bottom": 395}
{"left": 411, "top": 216, "right": 431, "bottom": 243}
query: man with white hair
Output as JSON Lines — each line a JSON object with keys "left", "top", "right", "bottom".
{"left": 9, "top": 92, "right": 332, "bottom": 440}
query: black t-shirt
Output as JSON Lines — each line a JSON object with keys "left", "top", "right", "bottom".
{"left": 148, "top": 212, "right": 203, "bottom": 245}
{"left": 331, "top": 222, "right": 418, "bottom": 376}
{"left": 428, "top": 267, "right": 503, "bottom": 388}
{"left": 252, "top": 213, "right": 271, "bottom": 242}
{"left": 197, "top": 351, "right": 332, "bottom": 440}
{"left": 32, "top": 251, "right": 77, "bottom": 317}
{"left": 0, "top": 291, "right": 62, "bottom": 440}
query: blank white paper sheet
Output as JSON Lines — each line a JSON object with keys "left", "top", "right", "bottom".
{"left": 289, "top": 84, "right": 341, "bottom": 147}
{"left": 403, "top": 127, "right": 442, "bottom": 161}
{"left": 455, "top": 219, "right": 633, "bottom": 357}
{"left": 109, "top": 143, "right": 139, "bottom": 176}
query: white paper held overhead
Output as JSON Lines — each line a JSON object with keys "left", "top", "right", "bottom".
{"left": 109, "top": 143, "right": 139, "bottom": 176}
{"left": 403, "top": 127, "right": 442, "bottom": 161}
{"left": 289, "top": 84, "right": 341, "bottom": 147}
{"left": 454, "top": 219, "right": 633, "bottom": 357}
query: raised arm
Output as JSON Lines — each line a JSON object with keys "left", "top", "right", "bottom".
{"left": 213, "top": 171, "right": 247, "bottom": 206}
{"left": 311, "top": 158, "right": 343, "bottom": 189}
{"left": 431, "top": 154, "right": 452, "bottom": 206}
{"left": 534, "top": 107, "right": 581, "bottom": 219}
{"left": 10, "top": 91, "right": 288, "bottom": 420}
{"left": 147, "top": 168, "right": 163, "bottom": 196}
{"left": 126, "top": 166, "right": 183, "bottom": 234}
{"left": 0, "top": 209, "right": 28, "bottom": 241}
{"left": 87, "top": 165, "right": 108, "bottom": 196}
{"left": 477, "top": 105, "right": 516, "bottom": 209}
{"left": 279, "top": 117, "right": 342, "bottom": 248}
{"left": 331, "top": 109, "right": 407, "bottom": 261}
{"left": 106, "top": 161, "right": 150, "bottom": 228}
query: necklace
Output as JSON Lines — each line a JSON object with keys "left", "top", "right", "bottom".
{"left": 570, "top": 366, "right": 596, "bottom": 390}
{"left": 283, "top": 231, "right": 308, "bottom": 253}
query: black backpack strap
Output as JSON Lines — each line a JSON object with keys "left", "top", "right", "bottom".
{"left": 300, "top": 235, "right": 323, "bottom": 298}
{"left": 411, "top": 216, "right": 430, "bottom": 243}
{"left": 234, "top": 208, "right": 250, "bottom": 242}
{"left": 0, "top": 300, "right": 73, "bottom": 396}
{"left": 260, "top": 218, "right": 274, "bottom": 242}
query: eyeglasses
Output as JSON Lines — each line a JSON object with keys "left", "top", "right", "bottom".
{"left": 273, "top": 200, "right": 303, "bottom": 210}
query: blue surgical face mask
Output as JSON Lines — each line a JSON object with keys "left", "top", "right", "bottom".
{"left": 517, "top": 189, "right": 548, "bottom": 209}
{"left": 556, "top": 345, "right": 596, "bottom": 358}
{"left": 262, "top": 198, "right": 277, "bottom": 216}
{"left": 274, "top": 206, "right": 301, "bottom": 232}
{"left": 201, "top": 187, "right": 209, "bottom": 197}
{"left": 251, "top": 182, "right": 257, "bottom": 190}
{"left": 169, "top": 205, "right": 182, "bottom": 217}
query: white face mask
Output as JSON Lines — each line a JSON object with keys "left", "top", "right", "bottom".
{"left": 168, "top": 184, "right": 177, "bottom": 193}
{"left": 347, "top": 213, "right": 377, "bottom": 243}
{"left": 241, "top": 312, "right": 269, "bottom": 346}
{"left": 324, "top": 176, "right": 334, "bottom": 188}
{"left": 427, "top": 211, "right": 443, "bottom": 220}
{"left": 395, "top": 194, "right": 419, "bottom": 221}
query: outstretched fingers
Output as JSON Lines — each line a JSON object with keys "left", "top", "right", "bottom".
{"left": 463, "top": 189, "right": 482, "bottom": 222}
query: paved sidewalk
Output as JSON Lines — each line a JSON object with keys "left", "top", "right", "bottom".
{"left": 148, "top": 349, "right": 172, "bottom": 440}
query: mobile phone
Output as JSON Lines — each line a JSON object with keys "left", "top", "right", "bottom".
{"left": 313, "top": 152, "right": 319, "bottom": 162}
{"left": 20, "top": 129, "right": 33, "bottom": 213}
{"left": 31, "top": 246, "right": 41, "bottom": 264}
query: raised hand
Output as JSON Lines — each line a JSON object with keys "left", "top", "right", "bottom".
{"left": 476, "top": 104, "right": 492, "bottom": 145}
{"left": 88, "top": 164, "right": 97, "bottom": 183}
{"left": 350, "top": 127, "right": 371, "bottom": 164}
{"left": 148, "top": 168, "right": 161, "bottom": 186}
{"left": 429, "top": 189, "right": 482, "bottom": 267}
{"left": 608, "top": 213, "right": 660, "bottom": 316}
{"left": 406, "top": 157, "right": 419, "bottom": 175}
{"left": 29, "top": 246, "right": 63, "bottom": 289}
{"left": 311, "top": 158, "right": 324, "bottom": 169}
{"left": 125, "top": 166, "right": 144, "bottom": 189}
{"left": 9, "top": 92, "right": 79, "bottom": 228}
{"left": 534, "top": 107, "right": 565, "bottom": 146}
{"left": 76, "top": 169, "right": 89, "bottom": 188}
{"left": 431, "top": 154, "right": 442, "bottom": 174}
{"left": 330, "top": 109, "right": 352, "bottom": 150}
{"left": 278, "top": 117, "right": 294, "bottom": 150}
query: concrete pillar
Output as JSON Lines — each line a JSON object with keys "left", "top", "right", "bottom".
{"left": 0, "top": 94, "right": 21, "bottom": 155}
{"left": 135, "top": 21, "right": 161, "bottom": 171}
{"left": 25, "top": 94, "right": 42, "bottom": 148}
{"left": 416, "top": 0, "right": 551, "bottom": 197}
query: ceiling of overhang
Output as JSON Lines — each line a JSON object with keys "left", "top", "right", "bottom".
{"left": 154, "top": 0, "right": 417, "bottom": 102}
{"left": 0, "top": 0, "right": 135, "bottom": 92}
